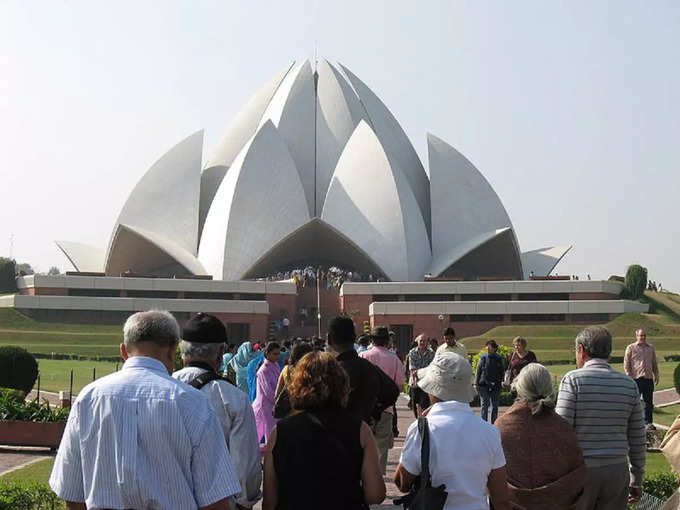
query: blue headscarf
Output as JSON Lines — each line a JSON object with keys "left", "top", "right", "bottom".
{"left": 230, "top": 342, "right": 259, "bottom": 393}
{"left": 247, "top": 352, "right": 265, "bottom": 402}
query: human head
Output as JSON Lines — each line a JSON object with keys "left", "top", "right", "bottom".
{"left": 636, "top": 329, "right": 647, "bottom": 344}
{"left": 442, "top": 327, "right": 456, "bottom": 346}
{"left": 416, "top": 351, "right": 475, "bottom": 403}
{"left": 121, "top": 310, "right": 180, "bottom": 373}
{"left": 264, "top": 341, "right": 281, "bottom": 363}
{"left": 429, "top": 337, "right": 439, "bottom": 350}
{"left": 416, "top": 334, "right": 428, "bottom": 350}
{"left": 289, "top": 341, "right": 313, "bottom": 366}
{"left": 357, "top": 334, "right": 370, "bottom": 348}
{"left": 575, "top": 326, "right": 612, "bottom": 367}
{"left": 178, "top": 313, "right": 228, "bottom": 370}
{"left": 371, "top": 326, "right": 390, "bottom": 347}
{"left": 512, "top": 363, "right": 555, "bottom": 415}
{"left": 288, "top": 351, "right": 349, "bottom": 410}
{"left": 513, "top": 336, "right": 527, "bottom": 352}
{"left": 326, "top": 316, "right": 356, "bottom": 353}
{"left": 485, "top": 339, "right": 498, "bottom": 354}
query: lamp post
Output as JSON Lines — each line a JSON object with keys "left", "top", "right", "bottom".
{"left": 316, "top": 268, "right": 322, "bottom": 338}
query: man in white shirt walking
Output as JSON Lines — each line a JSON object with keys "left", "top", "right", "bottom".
{"left": 50, "top": 310, "right": 240, "bottom": 510}
{"left": 174, "top": 313, "right": 262, "bottom": 509}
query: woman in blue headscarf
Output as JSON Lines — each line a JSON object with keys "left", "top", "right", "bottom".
{"left": 230, "top": 341, "right": 259, "bottom": 393}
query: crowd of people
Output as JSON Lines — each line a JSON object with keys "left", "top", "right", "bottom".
{"left": 256, "top": 265, "right": 384, "bottom": 289}
{"left": 48, "top": 309, "right": 660, "bottom": 510}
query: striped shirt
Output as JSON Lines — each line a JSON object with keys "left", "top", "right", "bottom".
{"left": 556, "top": 358, "right": 646, "bottom": 485}
{"left": 50, "top": 356, "right": 241, "bottom": 509}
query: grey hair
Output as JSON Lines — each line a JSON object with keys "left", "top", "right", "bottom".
{"left": 415, "top": 333, "right": 427, "bottom": 343}
{"left": 575, "top": 326, "right": 612, "bottom": 360}
{"left": 123, "top": 310, "right": 179, "bottom": 349}
{"left": 512, "top": 363, "right": 555, "bottom": 415}
{"left": 179, "top": 340, "right": 222, "bottom": 361}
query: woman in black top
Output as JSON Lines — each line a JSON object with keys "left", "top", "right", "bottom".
{"left": 263, "top": 351, "right": 385, "bottom": 510}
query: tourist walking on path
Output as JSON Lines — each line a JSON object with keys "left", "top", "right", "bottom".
{"left": 274, "top": 341, "right": 313, "bottom": 418}
{"left": 624, "top": 328, "right": 659, "bottom": 427}
{"left": 360, "top": 326, "right": 405, "bottom": 474}
{"left": 230, "top": 341, "right": 260, "bottom": 394}
{"left": 326, "top": 317, "right": 399, "bottom": 427}
{"left": 405, "top": 333, "right": 435, "bottom": 418}
{"left": 394, "top": 351, "right": 511, "bottom": 510}
{"left": 50, "top": 310, "right": 240, "bottom": 510}
{"left": 436, "top": 326, "right": 467, "bottom": 358}
{"left": 556, "top": 326, "right": 646, "bottom": 509}
{"left": 507, "top": 336, "right": 537, "bottom": 384}
{"left": 495, "top": 363, "right": 585, "bottom": 509}
{"left": 252, "top": 342, "right": 281, "bottom": 446}
{"left": 173, "top": 313, "right": 262, "bottom": 509}
{"left": 475, "top": 339, "right": 505, "bottom": 423}
{"left": 262, "top": 351, "right": 386, "bottom": 510}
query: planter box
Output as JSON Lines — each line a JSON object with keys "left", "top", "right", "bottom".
{"left": 0, "top": 420, "right": 66, "bottom": 449}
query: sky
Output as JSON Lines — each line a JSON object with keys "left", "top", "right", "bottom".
{"left": 1, "top": 1, "right": 678, "bottom": 290}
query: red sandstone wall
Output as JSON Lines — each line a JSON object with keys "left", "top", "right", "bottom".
{"left": 370, "top": 314, "right": 505, "bottom": 340}
{"left": 341, "top": 294, "right": 373, "bottom": 333}
{"left": 19, "top": 287, "right": 68, "bottom": 296}
{"left": 266, "top": 293, "right": 297, "bottom": 321}
{"left": 211, "top": 313, "right": 268, "bottom": 341}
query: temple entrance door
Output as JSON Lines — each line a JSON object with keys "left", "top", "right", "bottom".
{"left": 389, "top": 324, "right": 413, "bottom": 361}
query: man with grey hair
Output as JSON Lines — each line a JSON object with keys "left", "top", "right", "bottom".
{"left": 405, "top": 333, "right": 435, "bottom": 417}
{"left": 50, "top": 310, "right": 240, "bottom": 510}
{"left": 173, "top": 313, "right": 262, "bottom": 510}
{"left": 556, "top": 326, "right": 646, "bottom": 509}
{"left": 624, "top": 328, "right": 659, "bottom": 428}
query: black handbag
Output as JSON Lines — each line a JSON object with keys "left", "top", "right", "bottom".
{"left": 393, "top": 417, "right": 447, "bottom": 509}
{"left": 273, "top": 387, "right": 291, "bottom": 419}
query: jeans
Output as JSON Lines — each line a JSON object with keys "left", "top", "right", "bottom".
{"left": 479, "top": 385, "right": 500, "bottom": 423}
{"left": 635, "top": 377, "right": 654, "bottom": 424}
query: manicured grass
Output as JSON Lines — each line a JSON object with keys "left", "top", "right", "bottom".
{"left": 0, "top": 457, "right": 54, "bottom": 484}
{"left": 0, "top": 309, "right": 120, "bottom": 334}
{"left": 654, "top": 405, "right": 680, "bottom": 428}
{"left": 646, "top": 451, "right": 674, "bottom": 476}
{"left": 546, "top": 362, "right": 678, "bottom": 391}
{"left": 36, "top": 359, "right": 121, "bottom": 393}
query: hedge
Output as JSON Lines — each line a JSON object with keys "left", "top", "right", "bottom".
{"left": 0, "top": 482, "right": 63, "bottom": 510}
{"left": 642, "top": 472, "right": 680, "bottom": 502}
{"left": 0, "top": 346, "right": 38, "bottom": 394}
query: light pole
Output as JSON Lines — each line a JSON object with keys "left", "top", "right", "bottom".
{"left": 316, "top": 268, "right": 322, "bottom": 338}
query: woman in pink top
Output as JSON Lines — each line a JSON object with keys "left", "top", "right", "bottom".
{"left": 253, "top": 342, "right": 281, "bottom": 445}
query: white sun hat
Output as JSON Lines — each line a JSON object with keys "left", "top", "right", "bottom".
{"left": 417, "top": 351, "right": 476, "bottom": 403}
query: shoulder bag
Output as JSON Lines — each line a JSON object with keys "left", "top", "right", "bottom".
{"left": 393, "top": 417, "right": 447, "bottom": 509}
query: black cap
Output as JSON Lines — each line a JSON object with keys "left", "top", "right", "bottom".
{"left": 182, "top": 313, "right": 228, "bottom": 344}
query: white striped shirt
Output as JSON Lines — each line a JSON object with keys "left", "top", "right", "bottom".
{"left": 556, "top": 358, "right": 646, "bottom": 485}
{"left": 49, "top": 356, "right": 241, "bottom": 509}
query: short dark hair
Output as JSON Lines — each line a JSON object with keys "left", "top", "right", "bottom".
{"left": 328, "top": 316, "right": 356, "bottom": 347}
{"left": 265, "top": 341, "right": 281, "bottom": 355}
{"left": 443, "top": 327, "right": 456, "bottom": 337}
{"left": 575, "top": 326, "right": 612, "bottom": 359}
{"left": 357, "top": 334, "right": 370, "bottom": 347}
{"left": 289, "top": 342, "right": 313, "bottom": 365}
{"left": 485, "top": 339, "right": 498, "bottom": 350}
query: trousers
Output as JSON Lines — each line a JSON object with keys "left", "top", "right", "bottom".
{"left": 635, "top": 377, "right": 654, "bottom": 424}
{"left": 372, "top": 411, "right": 394, "bottom": 474}
{"left": 478, "top": 385, "right": 500, "bottom": 423}
{"left": 580, "top": 462, "right": 629, "bottom": 510}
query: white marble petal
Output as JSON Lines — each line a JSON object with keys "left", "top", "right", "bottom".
{"left": 428, "top": 228, "right": 510, "bottom": 277}
{"left": 258, "top": 61, "right": 316, "bottom": 217}
{"left": 106, "top": 224, "right": 206, "bottom": 276}
{"left": 322, "top": 121, "right": 430, "bottom": 281}
{"left": 107, "top": 130, "right": 203, "bottom": 266}
{"left": 315, "top": 59, "right": 370, "bottom": 214}
{"left": 427, "top": 132, "right": 523, "bottom": 275}
{"left": 54, "top": 241, "right": 105, "bottom": 273}
{"left": 198, "top": 121, "right": 311, "bottom": 280}
{"left": 339, "top": 63, "right": 431, "bottom": 235}
{"left": 521, "top": 246, "right": 573, "bottom": 277}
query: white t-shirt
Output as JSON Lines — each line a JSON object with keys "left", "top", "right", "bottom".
{"left": 400, "top": 400, "right": 506, "bottom": 510}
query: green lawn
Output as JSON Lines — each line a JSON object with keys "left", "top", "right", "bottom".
{"left": 545, "top": 362, "right": 678, "bottom": 391}
{"left": 654, "top": 405, "right": 680, "bottom": 428}
{"left": 36, "top": 359, "right": 120, "bottom": 393}
{"left": 0, "top": 457, "right": 55, "bottom": 484}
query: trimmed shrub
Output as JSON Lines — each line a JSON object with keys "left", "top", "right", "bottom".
{"left": 0, "top": 481, "right": 63, "bottom": 509}
{"left": 674, "top": 363, "right": 680, "bottom": 396}
{"left": 471, "top": 344, "right": 512, "bottom": 374}
{"left": 0, "top": 391, "right": 69, "bottom": 422}
{"left": 0, "top": 257, "right": 17, "bottom": 294}
{"left": 625, "top": 264, "right": 648, "bottom": 300}
{"left": 0, "top": 346, "right": 38, "bottom": 394}
{"left": 642, "top": 472, "right": 679, "bottom": 501}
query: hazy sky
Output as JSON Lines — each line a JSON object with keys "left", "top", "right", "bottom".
{"left": 1, "top": 1, "right": 678, "bottom": 290}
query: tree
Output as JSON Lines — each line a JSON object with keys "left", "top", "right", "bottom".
{"left": 15, "top": 262, "right": 34, "bottom": 275}
{"left": 625, "top": 264, "right": 648, "bottom": 300}
{"left": 47, "top": 266, "right": 61, "bottom": 276}
{"left": 0, "top": 257, "right": 17, "bottom": 293}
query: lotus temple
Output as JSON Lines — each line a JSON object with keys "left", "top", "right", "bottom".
{"left": 1, "top": 59, "right": 647, "bottom": 346}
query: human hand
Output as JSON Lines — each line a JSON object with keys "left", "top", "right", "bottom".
{"left": 655, "top": 376, "right": 659, "bottom": 386}
{"left": 628, "top": 485, "right": 642, "bottom": 503}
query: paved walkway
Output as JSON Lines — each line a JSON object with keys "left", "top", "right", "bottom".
{"left": 654, "top": 388, "right": 680, "bottom": 407}
{"left": 0, "top": 446, "right": 52, "bottom": 477}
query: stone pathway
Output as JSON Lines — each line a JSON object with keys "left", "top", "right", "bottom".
{"left": 0, "top": 446, "right": 52, "bottom": 477}
{"left": 654, "top": 388, "right": 680, "bottom": 407}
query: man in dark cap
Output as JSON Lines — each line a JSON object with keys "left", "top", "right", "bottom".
{"left": 173, "top": 313, "right": 262, "bottom": 510}
{"left": 360, "top": 326, "right": 406, "bottom": 474}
